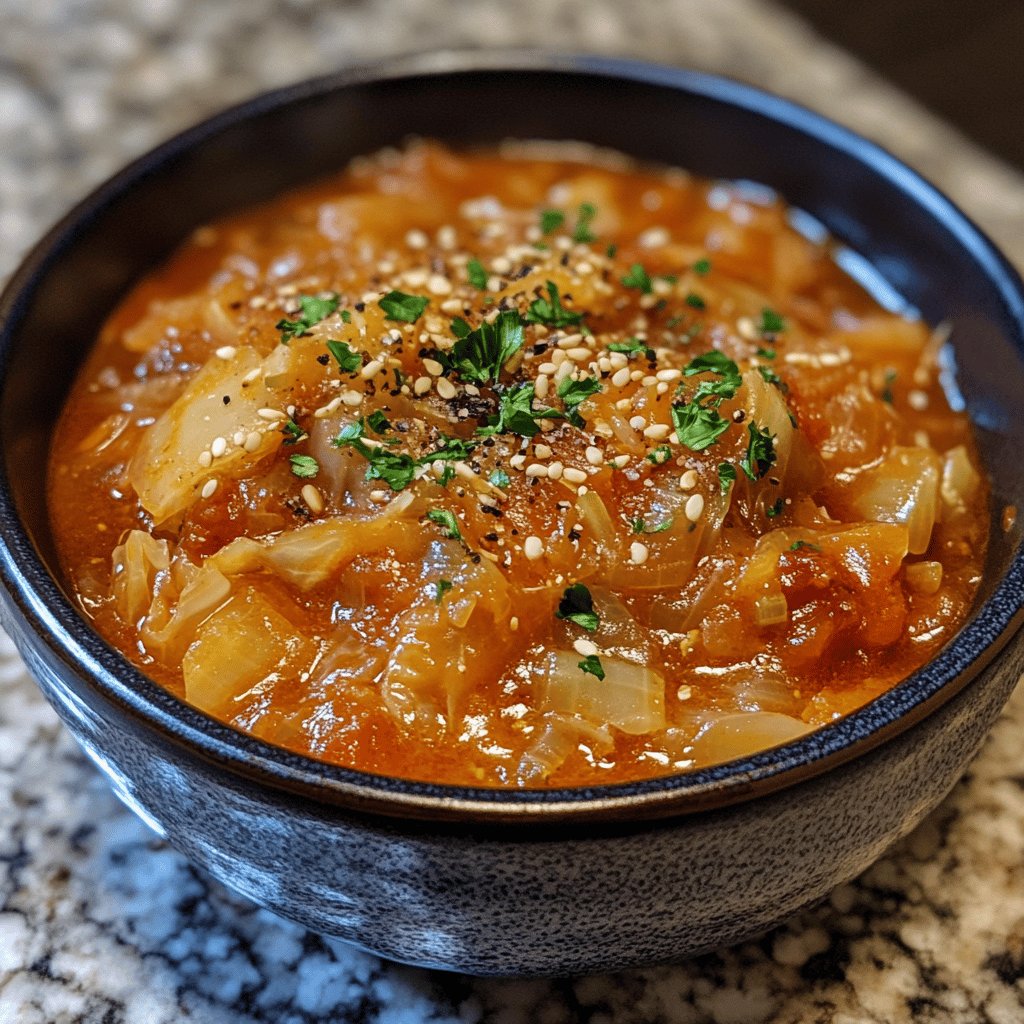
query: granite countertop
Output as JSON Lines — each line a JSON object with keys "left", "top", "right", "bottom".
{"left": 2, "top": 1, "right": 1024, "bottom": 1021}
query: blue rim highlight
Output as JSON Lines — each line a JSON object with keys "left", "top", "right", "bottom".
{"left": 2, "top": 50, "right": 1023, "bottom": 821}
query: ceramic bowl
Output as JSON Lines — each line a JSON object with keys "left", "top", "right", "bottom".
{"left": 2, "top": 52, "right": 1023, "bottom": 976}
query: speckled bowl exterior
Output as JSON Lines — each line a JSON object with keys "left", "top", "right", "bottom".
{"left": 2, "top": 53, "right": 1023, "bottom": 976}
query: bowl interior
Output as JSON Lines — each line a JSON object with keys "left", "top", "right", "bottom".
{"left": 3, "top": 54, "right": 1023, "bottom": 819}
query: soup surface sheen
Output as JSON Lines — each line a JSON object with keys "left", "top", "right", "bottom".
{"left": 49, "top": 141, "right": 988, "bottom": 787}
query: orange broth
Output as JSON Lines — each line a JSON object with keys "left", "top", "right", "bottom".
{"left": 48, "top": 141, "right": 989, "bottom": 787}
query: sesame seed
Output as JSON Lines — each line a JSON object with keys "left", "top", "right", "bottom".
{"left": 535, "top": 374, "right": 550, "bottom": 399}
{"left": 198, "top": 450, "right": 213, "bottom": 468}
{"left": 630, "top": 541, "right": 649, "bottom": 564}
{"left": 427, "top": 274, "right": 452, "bottom": 296}
{"left": 737, "top": 317, "right": 758, "bottom": 340}
{"left": 422, "top": 358, "right": 444, "bottom": 376}
{"left": 566, "top": 346, "right": 591, "bottom": 361}
{"left": 629, "top": 415, "right": 647, "bottom": 431}
{"left": 436, "top": 225, "right": 457, "bottom": 250}
{"left": 677, "top": 685, "right": 693, "bottom": 701}
{"left": 638, "top": 226, "right": 669, "bottom": 248}
{"left": 908, "top": 389, "right": 929, "bottom": 410}
{"left": 523, "top": 536, "right": 544, "bottom": 560}
{"left": 525, "top": 463, "right": 548, "bottom": 478}
{"left": 301, "top": 484, "right": 324, "bottom": 515}
{"left": 685, "top": 493, "right": 705, "bottom": 522}
{"left": 510, "top": 616, "right": 520, "bottom": 631}
{"left": 436, "top": 377, "right": 457, "bottom": 400}
{"left": 214, "top": 345, "right": 237, "bottom": 360}
{"left": 680, "top": 469, "right": 699, "bottom": 490}
{"left": 413, "top": 376, "right": 432, "bottom": 396}
{"left": 576, "top": 485, "right": 589, "bottom": 496}
{"left": 611, "top": 367, "right": 631, "bottom": 388}
{"left": 643, "top": 423, "right": 671, "bottom": 440}
{"left": 573, "top": 638, "right": 599, "bottom": 657}
{"left": 405, "top": 229, "right": 428, "bottom": 249}
{"left": 200, "top": 479, "right": 218, "bottom": 500}
{"left": 547, "top": 461, "right": 564, "bottom": 480}
{"left": 538, "top": 361, "right": 558, "bottom": 375}
{"left": 440, "top": 298, "right": 463, "bottom": 315}
{"left": 610, "top": 454, "right": 630, "bottom": 469}
{"left": 210, "top": 436, "right": 227, "bottom": 458}
{"left": 656, "top": 382, "right": 670, "bottom": 395}
{"left": 510, "top": 454, "right": 527, "bottom": 470}
{"left": 257, "top": 407, "right": 286, "bottom": 421}
{"left": 361, "top": 358, "right": 385, "bottom": 380}
{"left": 585, "top": 446, "right": 604, "bottom": 466}
{"left": 656, "top": 368, "right": 682, "bottom": 382}
{"left": 243, "top": 431, "right": 262, "bottom": 452}
{"left": 563, "top": 467, "right": 588, "bottom": 484}
{"left": 242, "top": 368, "right": 262, "bottom": 385}
{"left": 534, "top": 444, "right": 553, "bottom": 459}
{"left": 341, "top": 391, "right": 364, "bottom": 407}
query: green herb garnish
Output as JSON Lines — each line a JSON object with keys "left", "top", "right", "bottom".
{"left": 757, "top": 365, "right": 787, "bottom": 391}
{"left": 427, "top": 508, "right": 462, "bottom": 540}
{"left": 441, "top": 309, "right": 525, "bottom": 385}
{"left": 378, "top": 290, "right": 429, "bottom": 323}
{"left": 477, "top": 382, "right": 558, "bottom": 438}
{"left": 620, "top": 263, "right": 653, "bottom": 294}
{"left": 288, "top": 454, "right": 319, "bottom": 479}
{"left": 540, "top": 209, "right": 565, "bottom": 234}
{"left": 525, "top": 280, "right": 584, "bottom": 329}
{"left": 419, "top": 435, "right": 477, "bottom": 464}
{"left": 607, "top": 337, "right": 653, "bottom": 358}
{"left": 718, "top": 462, "right": 736, "bottom": 495}
{"left": 331, "top": 421, "right": 419, "bottom": 491}
{"left": 326, "top": 339, "right": 361, "bottom": 373}
{"left": 578, "top": 654, "right": 605, "bottom": 680}
{"left": 632, "top": 517, "right": 673, "bottom": 534}
{"left": 740, "top": 421, "right": 777, "bottom": 481}
{"left": 366, "top": 410, "right": 392, "bottom": 434}
{"left": 765, "top": 497, "right": 784, "bottom": 518}
{"left": 790, "top": 540, "right": 821, "bottom": 553}
{"left": 685, "top": 292, "right": 706, "bottom": 310}
{"left": 281, "top": 419, "right": 306, "bottom": 445}
{"left": 646, "top": 445, "right": 672, "bottom": 465}
{"left": 881, "top": 369, "right": 897, "bottom": 405}
{"left": 466, "top": 258, "right": 489, "bottom": 290}
{"left": 693, "top": 258, "right": 712, "bottom": 276}
{"left": 557, "top": 376, "right": 602, "bottom": 428}
{"left": 573, "top": 202, "right": 598, "bottom": 244}
{"left": 556, "top": 583, "right": 599, "bottom": 632}
{"left": 671, "top": 401, "right": 730, "bottom": 451}
{"left": 276, "top": 293, "right": 340, "bottom": 343}
{"left": 434, "top": 579, "right": 453, "bottom": 604}
{"left": 758, "top": 307, "right": 786, "bottom": 335}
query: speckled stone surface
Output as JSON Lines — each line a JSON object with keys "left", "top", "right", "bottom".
{"left": 2, "top": 1, "right": 1024, "bottom": 1021}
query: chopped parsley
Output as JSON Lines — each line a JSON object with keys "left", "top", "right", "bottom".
{"left": 578, "top": 654, "right": 605, "bottom": 680}
{"left": 620, "top": 263, "right": 653, "bottom": 294}
{"left": 441, "top": 309, "right": 525, "bottom": 385}
{"left": 331, "top": 421, "right": 419, "bottom": 491}
{"left": 718, "top": 462, "right": 736, "bottom": 495}
{"left": 608, "top": 337, "right": 654, "bottom": 359}
{"left": 685, "top": 292, "right": 706, "bottom": 310}
{"left": 540, "top": 209, "right": 565, "bottom": 234}
{"left": 326, "top": 339, "right": 361, "bottom": 373}
{"left": 340, "top": 310, "right": 352, "bottom": 324}
{"left": 632, "top": 517, "right": 673, "bottom": 534}
{"left": 646, "top": 445, "right": 672, "bottom": 465}
{"left": 606, "top": 243, "right": 618, "bottom": 259}
{"left": 525, "top": 280, "right": 584, "bottom": 329}
{"left": 573, "top": 202, "right": 598, "bottom": 244}
{"left": 418, "top": 434, "right": 477, "bottom": 464}
{"left": 488, "top": 468, "right": 510, "bottom": 489}
{"left": 281, "top": 419, "right": 306, "bottom": 445}
{"left": 765, "top": 497, "right": 784, "bottom": 518}
{"left": 557, "top": 376, "right": 602, "bottom": 428}
{"left": 756, "top": 346, "right": 777, "bottom": 360}
{"left": 466, "top": 258, "right": 489, "bottom": 290}
{"left": 556, "top": 583, "right": 599, "bottom": 632}
{"left": 366, "top": 410, "right": 392, "bottom": 434}
{"left": 758, "top": 307, "right": 786, "bottom": 335}
{"left": 683, "top": 351, "right": 742, "bottom": 403}
{"left": 427, "top": 508, "right": 462, "bottom": 540}
{"left": 881, "top": 369, "right": 897, "bottom": 404}
{"left": 790, "top": 540, "right": 821, "bottom": 553}
{"left": 671, "top": 401, "right": 730, "bottom": 451}
{"left": 276, "top": 293, "right": 340, "bottom": 343}
{"left": 434, "top": 579, "right": 453, "bottom": 604}
{"left": 477, "top": 382, "right": 558, "bottom": 438}
{"left": 757, "top": 365, "right": 787, "bottom": 391}
{"left": 378, "top": 290, "right": 429, "bottom": 323}
{"left": 288, "top": 454, "right": 319, "bottom": 479}
{"left": 693, "top": 258, "right": 712, "bottom": 276}
{"left": 740, "top": 421, "right": 777, "bottom": 481}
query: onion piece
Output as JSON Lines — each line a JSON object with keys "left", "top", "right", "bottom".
{"left": 111, "top": 530, "right": 170, "bottom": 625}
{"left": 687, "top": 712, "right": 811, "bottom": 766}
{"left": 543, "top": 650, "right": 666, "bottom": 735}
{"left": 517, "top": 713, "right": 614, "bottom": 784}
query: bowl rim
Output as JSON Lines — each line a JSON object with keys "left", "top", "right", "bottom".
{"left": 2, "top": 48, "right": 1024, "bottom": 827}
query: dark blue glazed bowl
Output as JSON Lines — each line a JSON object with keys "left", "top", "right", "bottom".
{"left": 2, "top": 52, "right": 1023, "bottom": 976}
